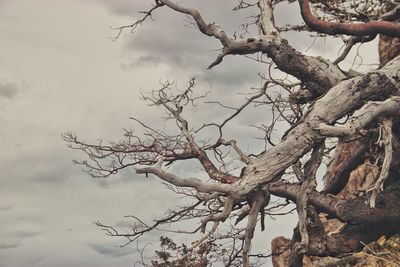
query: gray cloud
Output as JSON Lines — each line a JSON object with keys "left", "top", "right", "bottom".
{"left": 113, "top": 220, "right": 132, "bottom": 229}
{"left": 0, "top": 205, "right": 12, "bottom": 211}
{"left": 0, "top": 242, "right": 19, "bottom": 250}
{"left": 199, "top": 57, "right": 265, "bottom": 87}
{"left": 0, "top": 231, "right": 40, "bottom": 251}
{"left": 4, "top": 230, "right": 40, "bottom": 238}
{"left": 90, "top": 243, "right": 133, "bottom": 258}
{"left": 121, "top": 28, "right": 265, "bottom": 91}
{"left": 96, "top": 0, "right": 266, "bottom": 87}
{"left": 0, "top": 0, "right": 8, "bottom": 11}
{"left": 95, "top": 0, "right": 241, "bottom": 29}
{"left": 0, "top": 151, "right": 79, "bottom": 188}
{"left": 95, "top": 0, "right": 354, "bottom": 69}
{"left": 0, "top": 1, "right": 379, "bottom": 267}
{"left": 92, "top": 0, "right": 147, "bottom": 17}
{"left": 123, "top": 25, "right": 213, "bottom": 69}
{"left": 129, "top": 55, "right": 162, "bottom": 67}
{"left": 0, "top": 82, "right": 18, "bottom": 99}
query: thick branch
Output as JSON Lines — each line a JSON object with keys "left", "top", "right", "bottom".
{"left": 295, "top": 141, "right": 325, "bottom": 254}
{"left": 272, "top": 222, "right": 400, "bottom": 258}
{"left": 323, "top": 137, "right": 369, "bottom": 195}
{"left": 315, "top": 96, "right": 400, "bottom": 137}
{"left": 155, "top": 0, "right": 345, "bottom": 95}
{"left": 233, "top": 59, "right": 400, "bottom": 198}
{"left": 258, "top": 0, "right": 279, "bottom": 37}
{"left": 267, "top": 181, "right": 400, "bottom": 225}
{"left": 307, "top": 223, "right": 400, "bottom": 256}
{"left": 298, "top": 0, "right": 400, "bottom": 37}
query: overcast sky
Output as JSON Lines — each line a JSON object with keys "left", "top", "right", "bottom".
{"left": 0, "top": 1, "right": 379, "bottom": 266}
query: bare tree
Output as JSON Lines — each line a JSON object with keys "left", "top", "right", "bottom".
{"left": 64, "top": 0, "right": 400, "bottom": 266}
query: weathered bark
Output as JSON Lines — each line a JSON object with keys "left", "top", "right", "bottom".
{"left": 264, "top": 40, "right": 346, "bottom": 95}
{"left": 273, "top": 234, "right": 400, "bottom": 266}
{"left": 234, "top": 58, "right": 400, "bottom": 198}
{"left": 379, "top": 35, "right": 400, "bottom": 67}
{"left": 136, "top": 60, "right": 400, "bottom": 199}
{"left": 269, "top": 181, "right": 400, "bottom": 259}
{"left": 323, "top": 138, "right": 369, "bottom": 194}
{"left": 272, "top": 236, "right": 292, "bottom": 267}
{"left": 267, "top": 180, "right": 400, "bottom": 225}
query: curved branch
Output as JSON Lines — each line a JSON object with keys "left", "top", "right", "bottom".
{"left": 159, "top": 0, "right": 231, "bottom": 46}
{"left": 333, "top": 35, "right": 376, "bottom": 65}
{"left": 298, "top": 0, "right": 400, "bottom": 37}
{"left": 136, "top": 159, "right": 232, "bottom": 194}
{"left": 154, "top": 0, "right": 345, "bottom": 95}
{"left": 110, "top": 2, "right": 164, "bottom": 40}
{"left": 201, "top": 197, "right": 234, "bottom": 232}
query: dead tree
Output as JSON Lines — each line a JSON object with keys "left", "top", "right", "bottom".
{"left": 64, "top": 0, "right": 400, "bottom": 266}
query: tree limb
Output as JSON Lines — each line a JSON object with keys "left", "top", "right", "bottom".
{"left": 136, "top": 159, "right": 232, "bottom": 194}
{"left": 315, "top": 96, "right": 400, "bottom": 137}
{"left": 369, "top": 117, "right": 394, "bottom": 208}
{"left": 295, "top": 141, "right": 325, "bottom": 254}
{"left": 298, "top": 0, "right": 400, "bottom": 37}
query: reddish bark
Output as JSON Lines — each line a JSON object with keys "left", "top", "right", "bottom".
{"left": 298, "top": 0, "right": 400, "bottom": 37}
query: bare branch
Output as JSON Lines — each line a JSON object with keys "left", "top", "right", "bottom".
{"left": 199, "top": 83, "right": 268, "bottom": 140}
{"left": 201, "top": 197, "right": 234, "bottom": 232}
{"left": 369, "top": 117, "right": 393, "bottom": 208}
{"left": 333, "top": 35, "right": 376, "bottom": 65}
{"left": 258, "top": 0, "right": 279, "bottom": 37}
{"left": 380, "top": 4, "right": 400, "bottom": 21}
{"left": 220, "top": 139, "right": 251, "bottom": 164}
{"left": 110, "top": 2, "right": 164, "bottom": 40}
{"left": 315, "top": 96, "right": 400, "bottom": 137}
{"left": 189, "top": 222, "right": 219, "bottom": 251}
{"left": 295, "top": 141, "right": 325, "bottom": 254}
{"left": 242, "top": 189, "right": 269, "bottom": 266}
{"left": 159, "top": 0, "right": 231, "bottom": 45}
{"left": 94, "top": 200, "right": 203, "bottom": 246}
{"left": 298, "top": 0, "right": 400, "bottom": 37}
{"left": 136, "top": 159, "right": 232, "bottom": 194}
{"left": 66, "top": 1, "right": 400, "bottom": 264}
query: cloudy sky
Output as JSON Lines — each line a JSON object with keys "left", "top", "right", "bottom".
{"left": 0, "top": 1, "right": 379, "bottom": 266}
